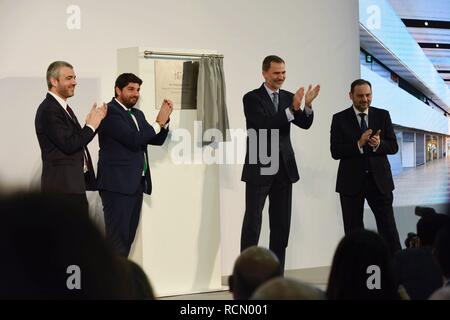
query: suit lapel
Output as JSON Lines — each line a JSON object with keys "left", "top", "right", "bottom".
{"left": 257, "top": 84, "right": 277, "bottom": 115}
{"left": 132, "top": 109, "right": 143, "bottom": 131}
{"left": 346, "top": 106, "right": 362, "bottom": 138}
{"left": 128, "top": 109, "right": 139, "bottom": 130}
{"left": 368, "top": 107, "right": 376, "bottom": 131}
{"left": 46, "top": 94, "right": 78, "bottom": 129}
{"left": 111, "top": 99, "right": 138, "bottom": 130}
{"left": 67, "top": 107, "right": 82, "bottom": 130}
{"left": 278, "top": 90, "right": 289, "bottom": 113}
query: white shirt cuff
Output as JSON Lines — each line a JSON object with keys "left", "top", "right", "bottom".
{"left": 304, "top": 106, "right": 313, "bottom": 116}
{"left": 357, "top": 142, "right": 364, "bottom": 154}
{"left": 86, "top": 124, "right": 95, "bottom": 133}
{"left": 285, "top": 108, "right": 295, "bottom": 122}
{"left": 151, "top": 122, "right": 161, "bottom": 134}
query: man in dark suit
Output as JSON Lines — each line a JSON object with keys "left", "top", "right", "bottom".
{"left": 97, "top": 73, "right": 172, "bottom": 257}
{"left": 330, "top": 79, "right": 401, "bottom": 253}
{"left": 35, "top": 61, "right": 107, "bottom": 212}
{"left": 241, "top": 55, "right": 320, "bottom": 271}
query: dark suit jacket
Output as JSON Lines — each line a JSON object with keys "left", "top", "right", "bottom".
{"left": 35, "top": 93, "right": 96, "bottom": 194}
{"left": 330, "top": 106, "right": 398, "bottom": 195}
{"left": 241, "top": 84, "right": 314, "bottom": 185}
{"left": 96, "top": 98, "right": 168, "bottom": 195}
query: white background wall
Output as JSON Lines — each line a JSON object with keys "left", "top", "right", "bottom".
{"left": 0, "top": 0, "right": 360, "bottom": 282}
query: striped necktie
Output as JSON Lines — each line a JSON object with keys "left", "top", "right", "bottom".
{"left": 272, "top": 92, "right": 279, "bottom": 112}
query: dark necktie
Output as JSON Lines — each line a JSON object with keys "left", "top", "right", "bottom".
{"left": 272, "top": 92, "right": 279, "bottom": 112}
{"left": 127, "top": 108, "right": 148, "bottom": 174}
{"left": 359, "top": 112, "right": 370, "bottom": 172}
{"left": 66, "top": 105, "right": 79, "bottom": 127}
{"left": 359, "top": 113, "right": 368, "bottom": 132}
{"left": 66, "top": 105, "right": 94, "bottom": 173}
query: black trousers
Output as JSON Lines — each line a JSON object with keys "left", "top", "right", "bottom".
{"left": 100, "top": 180, "right": 144, "bottom": 257}
{"left": 241, "top": 165, "right": 292, "bottom": 272}
{"left": 339, "top": 173, "right": 402, "bottom": 254}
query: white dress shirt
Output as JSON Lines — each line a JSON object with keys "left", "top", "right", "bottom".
{"left": 48, "top": 91, "right": 95, "bottom": 132}
{"left": 115, "top": 98, "right": 163, "bottom": 134}
{"left": 353, "top": 105, "right": 378, "bottom": 153}
{"left": 48, "top": 91, "right": 92, "bottom": 172}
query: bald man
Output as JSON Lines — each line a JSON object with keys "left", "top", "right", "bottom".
{"left": 228, "top": 246, "right": 281, "bottom": 300}
{"left": 251, "top": 277, "right": 326, "bottom": 300}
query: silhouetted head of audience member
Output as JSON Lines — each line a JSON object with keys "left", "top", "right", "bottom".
{"left": 404, "top": 232, "right": 419, "bottom": 248}
{"left": 119, "top": 257, "right": 155, "bottom": 299}
{"left": 251, "top": 277, "right": 325, "bottom": 300}
{"left": 416, "top": 214, "right": 450, "bottom": 247}
{"left": 415, "top": 206, "right": 437, "bottom": 218}
{"left": 429, "top": 286, "right": 450, "bottom": 300}
{"left": 229, "top": 246, "right": 281, "bottom": 300}
{"left": 433, "top": 225, "right": 450, "bottom": 283}
{"left": 327, "top": 230, "right": 400, "bottom": 300}
{"left": 0, "top": 192, "right": 153, "bottom": 299}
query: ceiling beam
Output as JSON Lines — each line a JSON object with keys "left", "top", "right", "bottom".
{"left": 418, "top": 43, "right": 450, "bottom": 49}
{"left": 402, "top": 19, "right": 450, "bottom": 29}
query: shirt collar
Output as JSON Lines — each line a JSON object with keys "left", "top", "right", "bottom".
{"left": 115, "top": 98, "right": 132, "bottom": 112}
{"left": 48, "top": 91, "right": 68, "bottom": 109}
{"left": 353, "top": 105, "right": 369, "bottom": 117}
{"left": 263, "top": 83, "right": 279, "bottom": 97}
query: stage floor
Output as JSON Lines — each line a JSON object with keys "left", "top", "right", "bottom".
{"left": 160, "top": 266, "right": 330, "bottom": 300}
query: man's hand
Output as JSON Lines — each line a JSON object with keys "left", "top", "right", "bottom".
{"left": 292, "top": 87, "right": 305, "bottom": 110}
{"left": 156, "top": 99, "right": 173, "bottom": 125}
{"left": 304, "top": 84, "right": 320, "bottom": 107}
{"left": 358, "top": 129, "right": 373, "bottom": 147}
{"left": 368, "top": 129, "right": 381, "bottom": 148}
{"left": 86, "top": 102, "right": 108, "bottom": 130}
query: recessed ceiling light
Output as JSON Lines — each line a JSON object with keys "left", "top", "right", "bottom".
{"left": 424, "top": 21, "right": 429, "bottom": 26}
{"left": 436, "top": 44, "right": 440, "bottom": 48}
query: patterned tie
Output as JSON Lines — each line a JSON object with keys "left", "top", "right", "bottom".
{"left": 66, "top": 105, "right": 78, "bottom": 125}
{"left": 128, "top": 108, "right": 148, "bottom": 174}
{"left": 66, "top": 105, "right": 93, "bottom": 174}
{"left": 272, "top": 92, "right": 279, "bottom": 112}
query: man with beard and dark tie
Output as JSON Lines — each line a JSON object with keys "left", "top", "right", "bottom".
{"left": 97, "top": 73, "right": 172, "bottom": 256}
{"left": 330, "top": 79, "right": 401, "bottom": 254}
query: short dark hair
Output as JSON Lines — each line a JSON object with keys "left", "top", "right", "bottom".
{"left": 326, "top": 230, "right": 400, "bottom": 300}
{"left": 114, "top": 73, "right": 143, "bottom": 97}
{"left": 350, "top": 79, "right": 372, "bottom": 93}
{"left": 262, "top": 55, "right": 285, "bottom": 72}
{"left": 417, "top": 214, "right": 450, "bottom": 247}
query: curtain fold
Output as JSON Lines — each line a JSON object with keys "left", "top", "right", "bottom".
{"left": 197, "top": 56, "right": 230, "bottom": 144}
